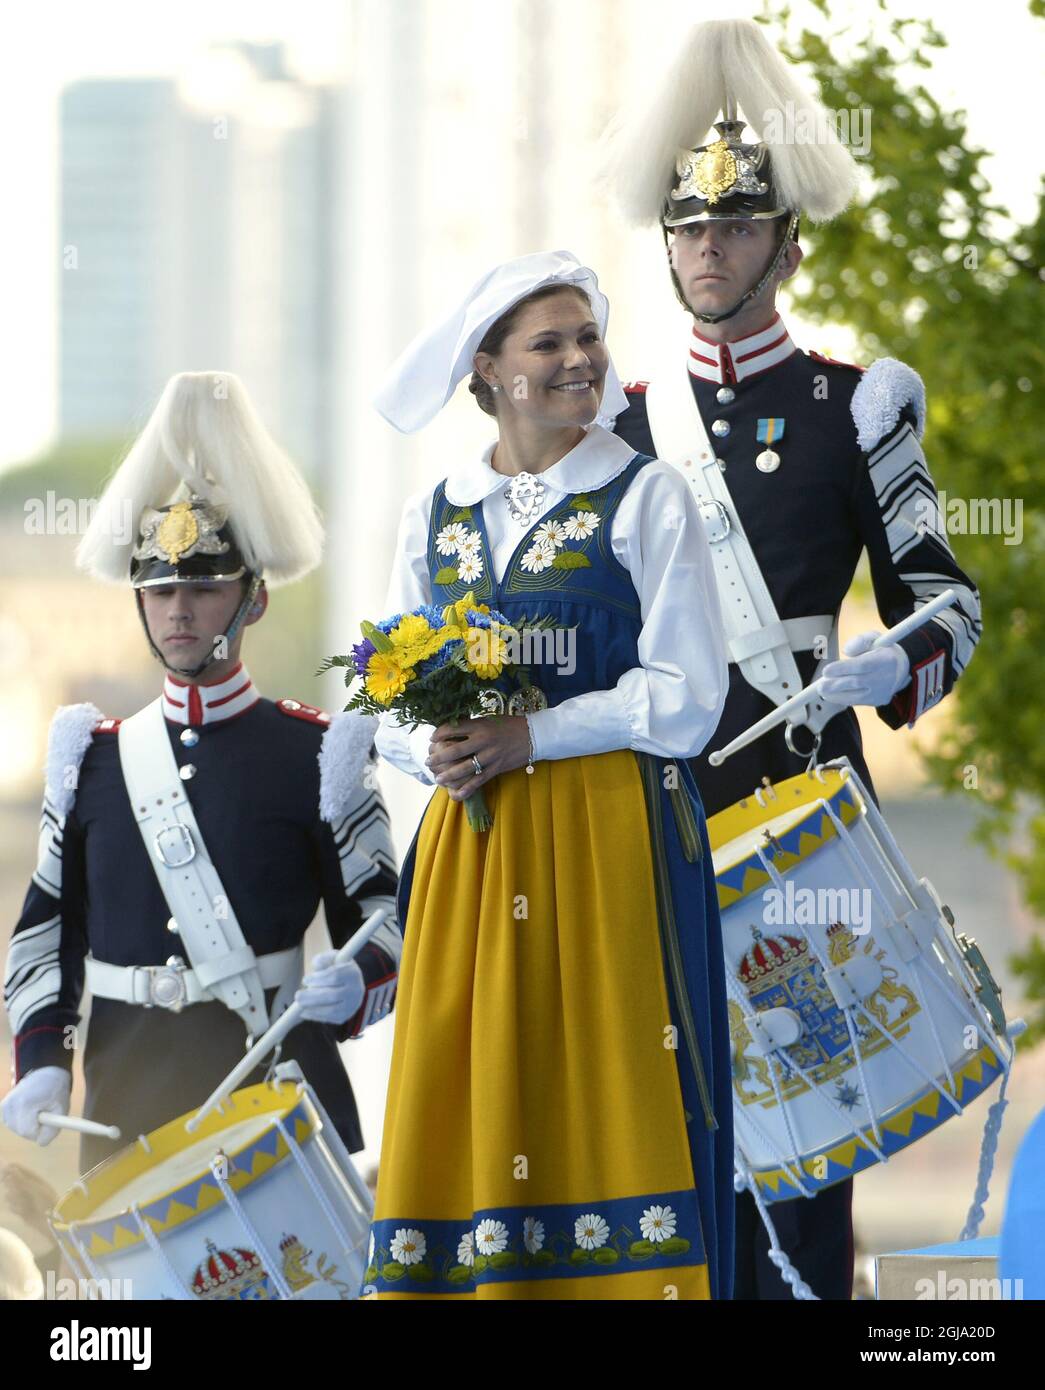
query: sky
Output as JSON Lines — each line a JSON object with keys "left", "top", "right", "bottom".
{"left": 0, "top": 0, "right": 1041, "bottom": 470}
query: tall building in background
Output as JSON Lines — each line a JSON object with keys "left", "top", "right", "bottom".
{"left": 59, "top": 44, "right": 336, "bottom": 478}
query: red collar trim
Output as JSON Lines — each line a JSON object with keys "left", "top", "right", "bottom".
{"left": 687, "top": 314, "right": 796, "bottom": 385}
{"left": 162, "top": 663, "right": 259, "bottom": 727}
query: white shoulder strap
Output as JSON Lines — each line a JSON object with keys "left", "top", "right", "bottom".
{"left": 646, "top": 357, "right": 835, "bottom": 722}
{"left": 117, "top": 699, "right": 271, "bottom": 1037}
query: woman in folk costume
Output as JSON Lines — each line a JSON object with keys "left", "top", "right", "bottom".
{"left": 366, "top": 250, "right": 734, "bottom": 1300}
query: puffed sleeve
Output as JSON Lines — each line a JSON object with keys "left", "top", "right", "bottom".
{"left": 527, "top": 460, "right": 729, "bottom": 761}
{"left": 373, "top": 484, "right": 440, "bottom": 785}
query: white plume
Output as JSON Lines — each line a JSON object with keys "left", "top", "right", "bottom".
{"left": 76, "top": 371, "right": 324, "bottom": 585}
{"left": 600, "top": 18, "right": 859, "bottom": 226}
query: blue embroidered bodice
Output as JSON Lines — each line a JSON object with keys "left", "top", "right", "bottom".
{"left": 426, "top": 453, "right": 653, "bottom": 706}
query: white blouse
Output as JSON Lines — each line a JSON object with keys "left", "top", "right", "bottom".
{"left": 374, "top": 425, "right": 729, "bottom": 785}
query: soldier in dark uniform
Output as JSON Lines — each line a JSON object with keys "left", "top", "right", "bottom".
{"left": 606, "top": 19, "right": 982, "bottom": 1298}
{"left": 2, "top": 371, "right": 401, "bottom": 1174}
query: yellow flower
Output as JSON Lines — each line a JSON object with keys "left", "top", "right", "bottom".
{"left": 442, "top": 591, "right": 491, "bottom": 636}
{"left": 365, "top": 652, "right": 415, "bottom": 705}
{"left": 465, "top": 626, "right": 508, "bottom": 679}
{"left": 388, "top": 613, "right": 447, "bottom": 667}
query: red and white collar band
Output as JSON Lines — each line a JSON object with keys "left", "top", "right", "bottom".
{"left": 687, "top": 314, "right": 796, "bottom": 386}
{"left": 162, "top": 662, "right": 260, "bottom": 726}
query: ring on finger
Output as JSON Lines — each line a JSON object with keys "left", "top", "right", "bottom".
{"left": 471, "top": 754, "right": 483, "bottom": 776}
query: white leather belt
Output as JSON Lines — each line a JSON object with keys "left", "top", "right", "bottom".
{"left": 725, "top": 615, "right": 831, "bottom": 662}
{"left": 85, "top": 945, "right": 303, "bottom": 1014}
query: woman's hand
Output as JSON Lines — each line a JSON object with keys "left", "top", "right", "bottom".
{"left": 426, "top": 716, "right": 531, "bottom": 801}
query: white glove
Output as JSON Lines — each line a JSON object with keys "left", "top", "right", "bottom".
{"left": 294, "top": 951, "right": 366, "bottom": 1026}
{"left": 819, "top": 632, "right": 911, "bottom": 709}
{"left": 1, "top": 1067, "right": 72, "bottom": 1146}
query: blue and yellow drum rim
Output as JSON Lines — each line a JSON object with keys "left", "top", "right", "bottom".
{"left": 51, "top": 1080, "right": 317, "bottom": 1257}
{"left": 750, "top": 1043, "right": 1004, "bottom": 1202}
{"left": 708, "top": 766, "right": 864, "bottom": 911}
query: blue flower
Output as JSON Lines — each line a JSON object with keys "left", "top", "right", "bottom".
{"left": 351, "top": 638, "right": 376, "bottom": 676}
{"left": 417, "top": 638, "right": 461, "bottom": 675}
{"left": 375, "top": 612, "right": 404, "bottom": 635}
{"left": 464, "top": 606, "right": 511, "bottom": 629}
{"left": 412, "top": 603, "right": 449, "bottom": 630}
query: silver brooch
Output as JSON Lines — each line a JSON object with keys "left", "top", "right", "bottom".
{"left": 508, "top": 687, "right": 548, "bottom": 715}
{"left": 504, "top": 471, "right": 545, "bottom": 526}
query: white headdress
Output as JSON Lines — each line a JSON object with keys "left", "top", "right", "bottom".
{"left": 373, "top": 250, "right": 630, "bottom": 435}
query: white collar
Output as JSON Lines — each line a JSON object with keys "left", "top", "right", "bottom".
{"left": 687, "top": 313, "right": 796, "bottom": 385}
{"left": 444, "top": 424, "right": 637, "bottom": 506}
{"left": 162, "top": 662, "right": 260, "bottom": 726}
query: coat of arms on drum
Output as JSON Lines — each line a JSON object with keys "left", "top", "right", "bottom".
{"left": 190, "top": 1239, "right": 273, "bottom": 1300}
{"left": 187, "top": 1235, "right": 353, "bottom": 1300}
{"left": 729, "top": 924, "right": 920, "bottom": 1108}
{"left": 280, "top": 1233, "right": 353, "bottom": 1298}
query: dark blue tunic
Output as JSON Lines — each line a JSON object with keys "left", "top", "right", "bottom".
{"left": 6, "top": 697, "right": 398, "bottom": 1172}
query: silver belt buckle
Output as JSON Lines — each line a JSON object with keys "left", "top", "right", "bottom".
{"left": 141, "top": 957, "right": 188, "bottom": 1012}
{"left": 154, "top": 824, "right": 196, "bottom": 868}
{"left": 698, "top": 498, "right": 732, "bottom": 543}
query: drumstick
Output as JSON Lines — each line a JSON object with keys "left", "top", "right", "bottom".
{"left": 36, "top": 1113, "right": 122, "bottom": 1142}
{"left": 708, "top": 589, "right": 959, "bottom": 767}
{"left": 185, "top": 907, "right": 391, "bottom": 1134}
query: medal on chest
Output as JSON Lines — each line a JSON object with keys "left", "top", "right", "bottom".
{"left": 504, "top": 471, "right": 546, "bottom": 525}
{"left": 755, "top": 417, "right": 785, "bottom": 473}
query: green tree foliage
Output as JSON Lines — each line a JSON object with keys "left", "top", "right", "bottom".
{"left": 761, "top": 1, "right": 1044, "bottom": 1035}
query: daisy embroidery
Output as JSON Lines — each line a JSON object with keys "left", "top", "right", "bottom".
{"left": 475, "top": 1218, "right": 509, "bottom": 1257}
{"left": 533, "top": 519, "right": 567, "bottom": 549}
{"left": 574, "top": 1212, "right": 610, "bottom": 1251}
{"left": 436, "top": 522, "right": 470, "bottom": 556}
{"left": 456, "top": 529, "right": 482, "bottom": 555}
{"left": 457, "top": 1231, "right": 475, "bottom": 1267}
{"left": 522, "top": 1217, "right": 545, "bottom": 1254}
{"left": 458, "top": 551, "right": 484, "bottom": 583}
{"left": 389, "top": 1227, "right": 426, "bottom": 1265}
{"left": 563, "top": 510, "right": 600, "bottom": 541}
{"left": 639, "top": 1204, "right": 677, "bottom": 1244}
{"left": 520, "top": 539, "right": 556, "bottom": 574}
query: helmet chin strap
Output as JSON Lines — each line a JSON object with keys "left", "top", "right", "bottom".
{"left": 664, "top": 211, "right": 800, "bottom": 325}
{"left": 135, "top": 573, "right": 263, "bottom": 681}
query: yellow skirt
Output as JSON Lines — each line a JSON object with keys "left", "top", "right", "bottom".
{"left": 367, "top": 751, "right": 711, "bottom": 1299}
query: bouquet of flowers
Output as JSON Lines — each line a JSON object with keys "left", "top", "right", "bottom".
{"left": 322, "top": 593, "right": 546, "bottom": 831}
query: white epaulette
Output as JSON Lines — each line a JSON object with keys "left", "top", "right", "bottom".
{"left": 45, "top": 702, "right": 105, "bottom": 816}
{"left": 318, "top": 711, "right": 381, "bottom": 824}
{"left": 851, "top": 357, "right": 927, "bottom": 452}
